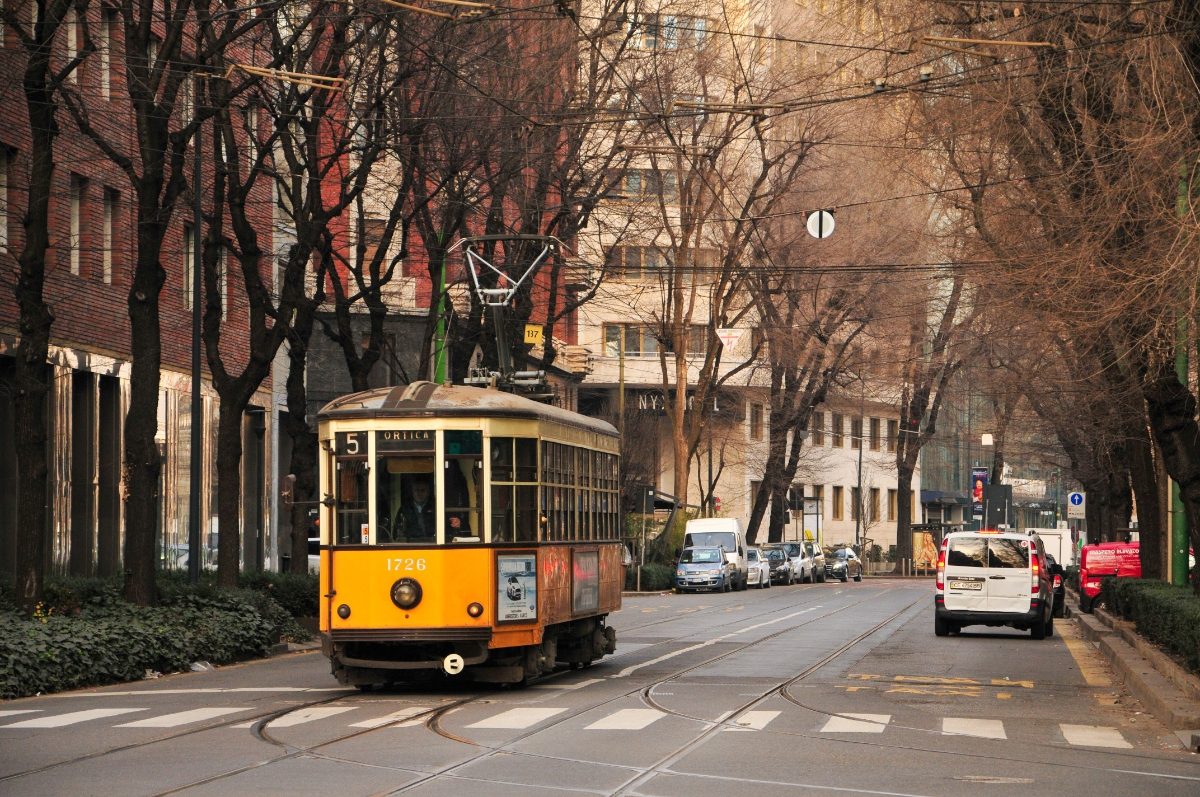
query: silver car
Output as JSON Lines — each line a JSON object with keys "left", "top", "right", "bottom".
{"left": 745, "top": 547, "right": 772, "bottom": 589}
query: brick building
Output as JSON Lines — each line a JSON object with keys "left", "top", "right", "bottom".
{"left": 0, "top": 5, "right": 274, "bottom": 579}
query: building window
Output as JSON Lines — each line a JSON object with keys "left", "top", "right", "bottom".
{"left": 851, "top": 486, "right": 860, "bottom": 521}
{"left": 358, "top": 217, "right": 387, "bottom": 267}
{"left": 603, "top": 323, "right": 657, "bottom": 357}
{"left": 749, "top": 403, "right": 763, "bottom": 440}
{"left": 750, "top": 479, "right": 761, "bottom": 508}
{"left": 888, "top": 488, "right": 897, "bottom": 522}
{"left": 832, "top": 485, "right": 843, "bottom": 520}
{"left": 831, "top": 412, "right": 843, "bottom": 447}
{"left": 850, "top": 416, "right": 862, "bottom": 450}
{"left": 69, "top": 174, "right": 85, "bottom": 275}
{"left": 870, "top": 417, "right": 880, "bottom": 450}
{"left": 243, "top": 105, "right": 259, "bottom": 164}
{"left": 788, "top": 483, "right": 805, "bottom": 513}
{"left": 887, "top": 419, "right": 898, "bottom": 452}
{"left": 608, "top": 168, "right": 678, "bottom": 202}
{"left": 183, "top": 223, "right": 196, "bottom": 309}
{"left": 65, "top": 10, "right": 78, "bottom": 81}
{"left": 811, "top": 411, "right": 824, "bottom": 445}
{"left": 813, "top": 484, "right": 824, "bottom": 515}
{"left": 102, "top": 189, "right": 116, "bottom": 283}
{"left": 607, "top": 244, "right": 668, "bottom": 280}
{"left": 631, "top": 14, "right": 708, "bottom": 49}
{"left": 100, "top": 10, "right": 115, "bottom": 100}
{"left": 0, "top": 148, "right": 8, "bottom": 253}
{"left": 870, "top": 488, "right": 880, "bottom": 522}
{"left": 217, "top": 245, "right": 228, "bottom": 320}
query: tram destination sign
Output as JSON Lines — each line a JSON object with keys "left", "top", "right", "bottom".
{"left": 378, "top": 429, "right": 435, "bottom": 452}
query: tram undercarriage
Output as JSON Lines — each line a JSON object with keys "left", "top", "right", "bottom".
{"left": 325, "top": 617, "right": 618, "bottom": 687}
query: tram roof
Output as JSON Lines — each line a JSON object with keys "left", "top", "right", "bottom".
{"left": 318, "top": 381, "right": 618, "bottom": 437}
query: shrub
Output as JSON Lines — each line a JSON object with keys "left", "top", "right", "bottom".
{"left": 0, "top": 591, "right": 277, "bottom": 699}
{"left": 1100, "top": 578, "right": 1200, "bottom": 675}
{"left": 238, "top": 571, "right": 319, "bottom": 618}
{"left": 624, "top": 563, "right": 675, "bottom": 591}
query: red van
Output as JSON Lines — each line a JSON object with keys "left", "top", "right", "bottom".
{"left": 1078, "top": 541, "right": 1140, "bottom": 612}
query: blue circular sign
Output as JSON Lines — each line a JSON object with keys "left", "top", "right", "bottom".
{"left": 1068, "top": 492, "right": 1083, "bottom": 506}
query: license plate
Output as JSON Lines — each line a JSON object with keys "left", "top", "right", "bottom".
{"left": 949, "top": 579, "right": 983, "bottom": 591}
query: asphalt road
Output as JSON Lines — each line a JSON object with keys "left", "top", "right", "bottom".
{"left": 2, "top": 578, "right": 1197, "bottom": 796}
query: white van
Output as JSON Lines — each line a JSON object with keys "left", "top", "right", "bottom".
{"left": 935, "top": 528, "right": 1054, "bottom": 639}
{"left": 684, "top": 518, "right": 749, "bottom": 591}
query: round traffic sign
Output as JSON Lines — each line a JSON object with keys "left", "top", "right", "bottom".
{"left": 806, "top": 209, "right": 836, "bottom": 239}
{"left": 1068, "top": 492, "right": 1083, "bottom": 506}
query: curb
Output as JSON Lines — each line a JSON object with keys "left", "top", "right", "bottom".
{"left": 1070, "top": 590, "right": 1200, "bottom": 740}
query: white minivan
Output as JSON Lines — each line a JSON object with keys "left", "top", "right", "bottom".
{"left": 935, "top": 528, "right": 1054, "bottom": 639}
{"left": 684, "top": 518, "right": 749, "bottom": 591}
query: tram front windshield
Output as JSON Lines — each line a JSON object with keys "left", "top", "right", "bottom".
{"left": 374, "top": 429, "right": 482, "bottom": 544}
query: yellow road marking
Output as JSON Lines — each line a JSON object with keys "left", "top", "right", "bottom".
{"left": 990, "top": 679, "right": 1034, "bottom": 689}
{"left": 995, "top": 692, "right": 1012, "bottom": 700}
{"left": 1061, "top": 624, "right": 1110, "bottom": 687}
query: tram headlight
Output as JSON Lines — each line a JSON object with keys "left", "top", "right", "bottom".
{"left": 467, "top": 602, "right": 484, "bottom": 618}
{"left": 390, "top": 578, "right": 423, "bottom": 610}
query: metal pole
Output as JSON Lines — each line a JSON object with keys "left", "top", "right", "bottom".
{"left": 434, "top": 234, "right": 448, "bottom": 384}
{"left": 187, "top": 75, "right": 203, "bottom": 584}
{"left": 618, "top": 325, "right": 625, "bottom": 436}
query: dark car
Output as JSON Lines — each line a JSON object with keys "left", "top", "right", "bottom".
{"left": 675, "top": 546, "right": 735, "bottom": 593}
{"left": 1045, "top": 553, "right": 1066, "bottom": 618}
{"left": 825, "top": 547, "right": 863, "bottom": 582}
{"left": 764, "top": 546, "right": 795, "bottom": 585}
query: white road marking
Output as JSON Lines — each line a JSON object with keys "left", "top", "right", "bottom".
{"left": 349, "top": 706, "right": 431, "bottom": 728}
{"left": 942, "top": 717, "right": 1006, "bottom": 739}
{"left": 1060, "top": 724, "right": 1131, "bottom": 748}
{"left": 729, "top": 710, "right": 780, "bottom": 731}
{"left": 265, "top": 707, "right": 357, "bottom": 728}
{"left": 584, "top": 708, "right": 664, "bottom": 730}
{"left": 820, "top": 713, "right": 890, "bottom": 733}
{"left": 1, "top": 708, "right": 146, "bottom": 728}
{"left": 81, "top": 687, "right": 347, "bottom": 697}
{"left": 0, "top": 710, "right": 40, "bottom": 720}
{"left": 530, "top": 678, "right": 603, "bottom": 691}
{"left": 466, "top": 707, "right": 567, "bottom": 729}
{"left": 611, "top": 608, "right": 819, "bottom": 678}
{"left": 116, "top": 708, "right": 246, "bottom": 728}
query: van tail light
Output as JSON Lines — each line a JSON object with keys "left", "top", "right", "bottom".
{"left": 1030, "top": 552, "right": 1040, "bottom": 595}
{"left": 935, "top": 545, "right": 946, "bottom": 592}
{"left": 1053, "top": 574, "right": 1062, "bottom": 590}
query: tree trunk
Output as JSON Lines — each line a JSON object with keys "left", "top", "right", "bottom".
{"left": 12, "top": 51, "right": 59, "bottom": 613}
{"left": 1126, "top": 418, "right": 1164, "bottom": 579}
{"left": 123, "top": 244, "right": 165, "bottom": 606}
{"left": 215, "top": 400, "right": 244, "bottom": 587}
{"left": 285, "top": 309, "right": 319, "bottom": 574}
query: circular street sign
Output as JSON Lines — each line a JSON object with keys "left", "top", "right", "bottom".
{"left": 1068, "top": 492, "right": 1083, "bottom": 506}
{"left": 806, "top": 209, "right": 836, "bottom": 239}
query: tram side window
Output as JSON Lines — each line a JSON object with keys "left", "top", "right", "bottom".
{"left": 491, "top": 436, "right": 539, "bottom": 542}
{"left": 376, "top": 452, "right": 437, "bottom": 544}
{"left": 445, "top": 430, "right": 483, "bottom": 540}
{"left": 335, "top": 458, "right": 369, "bottom": 545}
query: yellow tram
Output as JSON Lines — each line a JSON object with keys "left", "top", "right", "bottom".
{"left": 317, "top": 380, "right": 622, "bottom": 686}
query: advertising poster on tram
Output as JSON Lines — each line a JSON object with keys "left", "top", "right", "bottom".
{"left": 497, "top": 553, "right": 538, "bottom": 622}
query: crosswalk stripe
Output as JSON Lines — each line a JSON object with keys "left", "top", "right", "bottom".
{"left": 0, "top": 710, "right": 41, "bottom": 720}
{"left": 820, "top": 713, "right": 890, "bottom": 733}
{"left": 943, "top": 717, "right": 1006, "bottom": 740}
{"left": 584, "top": 708, "right": 663, "bottom": 730}
{"left": 467, "top": 707, "right": 567, "bottom": 729}
{"left": 1, "top": 708, "right": 146, "bottom": 728}
{"left": 729, "top": 710, "right": 779, "bottom": 731}
{"left": 264, "top": 707, "right": 357, "bottom": 728}
{"left": 349, "top": 707, "right": 432, "bottom": 729}
{"left": 1060, "top": 724, "right": 1131, "bottom": 748}
{"left": 116, "top": 708, "right": 246, "bottom": 728}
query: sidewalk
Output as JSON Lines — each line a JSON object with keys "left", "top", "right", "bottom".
{"left": 1069, "top": 588, "right": 1200, "bottom": 750}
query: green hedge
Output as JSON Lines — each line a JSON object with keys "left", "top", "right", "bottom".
{"left": 1099, "top": 578, "right": 1200, "bottom": 674}
{"left": 0, "top": 573, "right": 320, "bottom": 699}
{"left": 624, "top": 563, "right": 675, "bottom": 591}
{"left": 0, "top": 592, "right": 276, "bottom": 698}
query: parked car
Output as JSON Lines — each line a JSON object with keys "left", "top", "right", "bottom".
{"left": 1045, "top": 553, "right": 1066, "bottom": 617}
{"left": 675, "top": 546, "right": 735, "bottom": 593}
{"left": 935, "top": 528, "right": 1054, "bottom": 639}
{"left": 805, "top": 541, "right": 826, "bottom": 583}
{"left": 763, "top": 543, "right": 811, "bottom": 583}
{"left": 745, "top": 547, "right": 771, "bottom": 589}
{"left": 764, "top": 546, "right": 796, "bottom": 585}
{"left": 825, "top": 547, "right": 863, "bottom": 582}
{"left": 684, "top": 518, "right": 749, "bottom": 591}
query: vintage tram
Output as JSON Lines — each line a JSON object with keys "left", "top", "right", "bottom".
{"left": 316, "top": 380, "right": 622, "bottom": 686}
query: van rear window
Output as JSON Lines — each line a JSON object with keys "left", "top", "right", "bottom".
{"left": 987, "top": 539, "right": 1028, "bottom": 568}
{"left": 947, "top": 538, "right": 985, "bottom": 567}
